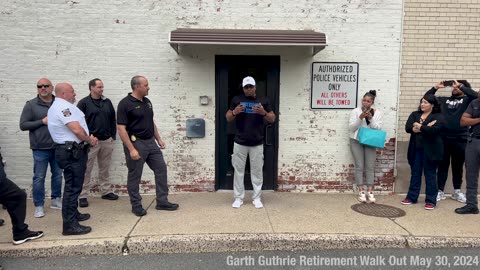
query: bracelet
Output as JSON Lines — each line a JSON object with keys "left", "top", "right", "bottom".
{"left": 232, "top": 111, "right": 236, "bottom": 116}
{"left": 263, "top": 112, "right": 267, "bottom": 117}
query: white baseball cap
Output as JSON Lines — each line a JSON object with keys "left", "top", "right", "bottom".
{"left": 242, "top": 76, "right": 256, "bottom": 87}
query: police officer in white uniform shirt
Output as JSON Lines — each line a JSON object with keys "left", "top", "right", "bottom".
{"left": 47, "top": 83, "right": 98, "bottom": 235}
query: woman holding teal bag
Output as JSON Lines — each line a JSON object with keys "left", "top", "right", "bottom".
{"left": 402, "top": 94, "right": 444, "bottom": 210}
{"left": 349, "top": 90, "right": 383, "bottom": 203}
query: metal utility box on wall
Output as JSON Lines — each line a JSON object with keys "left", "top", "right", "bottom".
{"left": 186, "top": 118, "right": 205, "bottom": 138}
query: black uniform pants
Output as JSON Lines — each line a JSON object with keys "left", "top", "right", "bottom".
{"left": 123, "top": 138, "right": 169, "bottom": 208}
{"left": 0, "top": 165, "right": 29, "bottom": 237}
{"left": 437, "top": 138, "right": 466, "bottom": 191}
{"left": 55, "top": 145, "right": 88, "bottom": 229}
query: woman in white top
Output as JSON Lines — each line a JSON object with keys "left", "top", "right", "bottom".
{"left": 349, "top": 90, "right": 383, "bottom": 203}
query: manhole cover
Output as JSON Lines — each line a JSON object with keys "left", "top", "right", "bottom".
{"left": 351, "top": 203, "right": 406, "bottom": 218}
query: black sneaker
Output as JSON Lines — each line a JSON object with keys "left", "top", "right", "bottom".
{"left": 132, "top": 206, "right": 147, "bottom": 216}
{"left": 101, "top": 193, "right": 119, "bottom": 200}
{"left": 155, "top": 202, "right": 179, "bottom": 211}
{"left": 79, "top": 198, "right": 89, "bottom": 208}
{"left": 13, "top": 230, "right": 44, "bottom": 245}
{"left": 77, "top": 213, "right": 91, "bottom": 222}
{"left": 455, "top": 205, "right": 479, "bottom": 215}
{"left": 62, "top": 224, "right": 92, "bottom": 236}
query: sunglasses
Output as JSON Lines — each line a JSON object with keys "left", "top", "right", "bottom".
{"left": 243, "top": 85, "right": 255, "bottom": 89}
{"left": 37, "top": 84, "right": 51, "bottom": 88}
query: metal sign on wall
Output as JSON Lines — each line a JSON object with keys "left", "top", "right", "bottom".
{"left": 311, "top": 62, "right": 359, "bottom": 109}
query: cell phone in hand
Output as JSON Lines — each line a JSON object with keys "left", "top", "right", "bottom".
{"left": 444, "top": 80, "right": 454, "bottom": 87}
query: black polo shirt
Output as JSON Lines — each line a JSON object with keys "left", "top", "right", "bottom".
{"left": 117, "top": 93, "right": 154, "bottom": 140}
{"left": 229, "top": 94, "right": 273, "bottom": 146}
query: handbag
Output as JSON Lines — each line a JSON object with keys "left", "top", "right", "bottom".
{"left": 358, "top": 126, "right": 386, "bottom": 148}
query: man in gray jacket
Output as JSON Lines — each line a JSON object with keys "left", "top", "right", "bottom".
{"left": 19, "top": 78, "right": 63, "bottom": 218}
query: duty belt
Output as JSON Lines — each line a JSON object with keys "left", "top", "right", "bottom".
{"left": 55, "top": 141, "right": 89, "bottom": 159}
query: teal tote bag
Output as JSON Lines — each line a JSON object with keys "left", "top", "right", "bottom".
{"left": 358, "top": 126, "right": 386, "bottom": 149}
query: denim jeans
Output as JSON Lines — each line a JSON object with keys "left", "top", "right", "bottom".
{"left": 32, "top": 149, "right": 63, "bottom": 206}
{"left": 407, "top": 148, "right": 439, "bottom": 205}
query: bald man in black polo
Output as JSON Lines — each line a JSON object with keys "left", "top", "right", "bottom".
{"left": 117, "top": 75, "right": 178, "bottom": 216}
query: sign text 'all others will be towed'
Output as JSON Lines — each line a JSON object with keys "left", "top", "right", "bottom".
{"left": 311, "top": 62, "right": 359, "bottom": 109}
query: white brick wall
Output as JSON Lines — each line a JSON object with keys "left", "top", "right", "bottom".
{"left": 0, "top": 0, "right": 403, "bottom": 194}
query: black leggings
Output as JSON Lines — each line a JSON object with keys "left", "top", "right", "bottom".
{"left": 437, "top": 139, "right": 466, "bottom": 191}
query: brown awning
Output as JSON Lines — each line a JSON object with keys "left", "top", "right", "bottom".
{"left": 169, "top": 29, "right": 327, "bottom": 56}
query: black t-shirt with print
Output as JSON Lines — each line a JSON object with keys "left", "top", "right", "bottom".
{"left": 229, "top": 94, "right": 272, "bottom": 146}
{"left": 117, "top": 93, "right": 155, "bottom": 140}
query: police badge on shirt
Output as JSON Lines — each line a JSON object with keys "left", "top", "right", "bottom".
{"left": 62, "top": 108, "right": 72, "bottom": 117}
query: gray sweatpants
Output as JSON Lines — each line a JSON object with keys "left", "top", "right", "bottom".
{"left": 232, "top": 143, "right": 264, "bottom": 200}
{"left": 350, "top": 138, "right": 376, "bottom": 187}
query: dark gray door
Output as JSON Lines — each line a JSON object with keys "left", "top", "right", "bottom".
{"left": 215, "top": 55, "right": 280, "bottom": 190}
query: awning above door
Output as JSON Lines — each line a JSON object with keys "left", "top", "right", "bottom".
{"left": 169, "top": 29, "right": 327, "bottom": 56}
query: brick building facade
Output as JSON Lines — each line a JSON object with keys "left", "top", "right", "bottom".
{"left": 1, "top": 0, "right": 404, "bottom": 195}
{"left": 396, "top": 0, "right": 480, "bottom": 193}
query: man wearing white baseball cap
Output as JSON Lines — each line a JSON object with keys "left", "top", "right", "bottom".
{"left": 226, "top": 76, "right": 276, "bottom": 209}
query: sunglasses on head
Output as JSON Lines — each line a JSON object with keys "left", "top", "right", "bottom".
{"left": 37, "top": 84, "right": 50, "bottom": 88}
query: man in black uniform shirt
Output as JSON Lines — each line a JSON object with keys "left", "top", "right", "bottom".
{"left": 117, "top": 75, "right": 178, "bottom": 216}
{"left": 226, "top": 76, "right": 276, "bottom": 209}
{"left": 77, "top": 78, "right": 118, "bottom": 207}
{"left": 456, "top": 92, "right": 480, "bottom": 214}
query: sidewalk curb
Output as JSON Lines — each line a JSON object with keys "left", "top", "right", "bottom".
{"left": 2, "top": 234, "right": 480, "bottom": 258}
{"left": 0, "top": 238, "right": 124, "bottom": 258}
{"left": 126, "top": 234, "right": 407, "bottom": 255}
{"left": 406, "top": 236, "right": 480, "bottom": 249}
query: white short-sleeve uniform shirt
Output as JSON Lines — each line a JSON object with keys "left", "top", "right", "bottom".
{"left": 47, "top": 98, "right": 89, "bottom": 144}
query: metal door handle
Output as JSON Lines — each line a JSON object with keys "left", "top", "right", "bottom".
{"left": 265, "top": 124, "right": 273, "bottom": 146}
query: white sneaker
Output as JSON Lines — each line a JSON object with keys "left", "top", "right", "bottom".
{"left": 436, "top": 191, "right": 446, "bottom": 202}
{"left": 232, "top": 199, "right": 243, "bottom": 208}
{"left": 34, "top": 206, "right": 45, "bottom": 218}
{"left": 50, "top": 197, "right": 62, "bottom": 209}
{"left": 367, "top": 192, "right": 376, "bottom": 203}
{"left": 451, "top": 190, "right": 467, "bottom": 204}
{"left": 252, "top": 198, "right": 263, "bottom": 209}
{"left": 358, "top": 191, "right": 367, "bottom": 203}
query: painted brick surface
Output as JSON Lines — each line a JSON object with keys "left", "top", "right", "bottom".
{"left": 399, "top": 0, "right": 480, "bottom": 142}
{"left": 0, "top": 0, "right": 402, "bottom": 195}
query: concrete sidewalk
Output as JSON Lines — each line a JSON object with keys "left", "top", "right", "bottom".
{"left": 1, "top": 192, "right": 479, "bottom": 257}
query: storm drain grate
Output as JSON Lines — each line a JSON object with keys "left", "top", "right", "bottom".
{"left": 351, "top": 203, "right": 406, "bottom": 218}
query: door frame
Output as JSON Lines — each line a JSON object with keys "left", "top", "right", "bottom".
{"left": 214, "top": 55, "right": 280, "bottom": 191}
